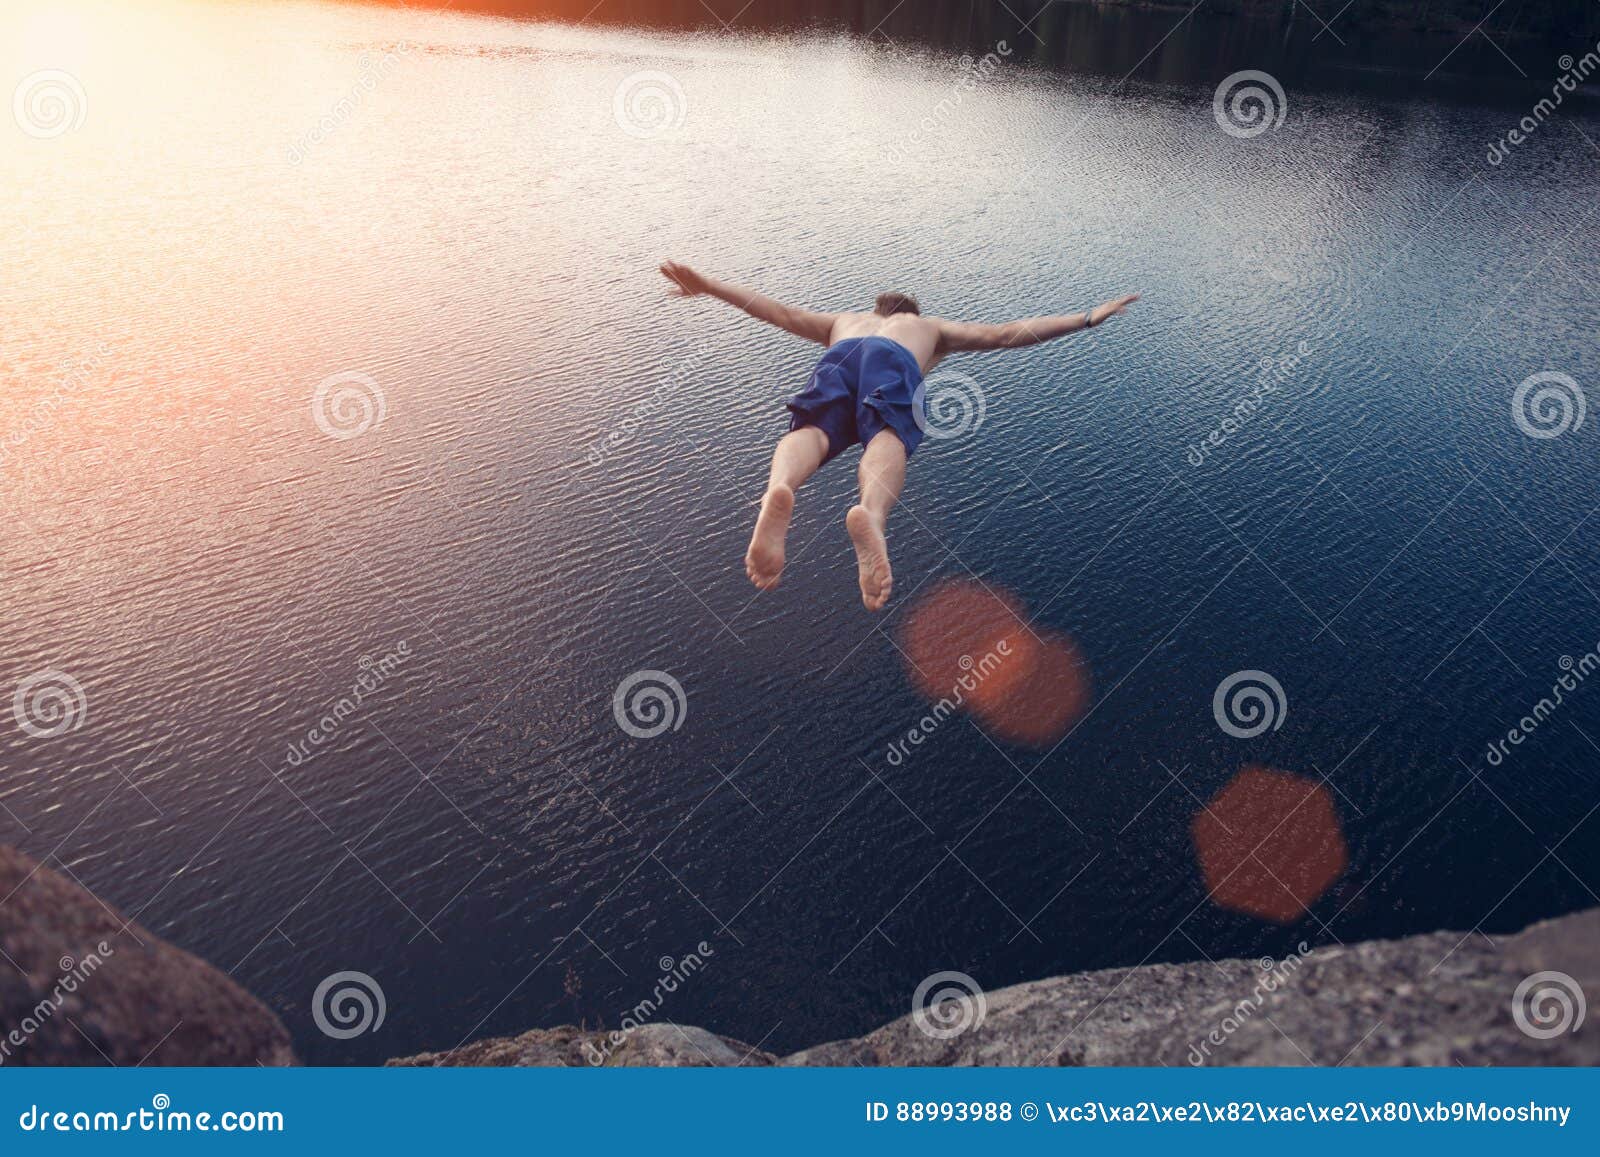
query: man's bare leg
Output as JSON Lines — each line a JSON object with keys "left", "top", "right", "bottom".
{"left": 746, "top": 426, "right": 829, "bottom": 591}
{"left": 846, "top": 430, "right": 906, "bottom": 612}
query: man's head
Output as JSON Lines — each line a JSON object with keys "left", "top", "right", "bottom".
{"left": 874, "top": 291, "right": 920, "bottom": 317}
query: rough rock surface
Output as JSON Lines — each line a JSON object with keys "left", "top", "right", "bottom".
{"left": 388, "top": 1022, "right": 775, "bottom": 1067}
{"left": 0, "top": 844, "right": 296, "bottom": 1066}
{"left": 391, "top": 908, "right": 1598, "bottom": 1066}
{"left": 786, "top": 907, "right": 1599, "bottom": 1066}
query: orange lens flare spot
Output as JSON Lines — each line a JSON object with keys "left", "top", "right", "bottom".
{"left": 1191, "top": 765, "right": 1348, "bottom": 924}
{"left": 975, "top": 630, "right": 1089, "bottom": 747}
{"left": 898, "top": 579, "right": 1090, "bottom": 749}
{"left": 900, "top": 580, "right": 1028, "bottom": 701}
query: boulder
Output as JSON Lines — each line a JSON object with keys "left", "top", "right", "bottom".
{"left": 389, "top": 1022, "right": 774, "bottom": 1067}
{"left": 0, "top": 844, "right": 295, "bottom": 1066}
{"left": 782, "top": 907, "right": 1600, "bottom": 1066}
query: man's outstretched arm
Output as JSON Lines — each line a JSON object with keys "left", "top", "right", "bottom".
{"left": 660, "top": 261, "right": 837, "bottom": 344}
{"left": 937, "top": 294, "right": 1140, "bottom": 353}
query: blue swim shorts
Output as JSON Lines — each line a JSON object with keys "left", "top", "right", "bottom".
{"left": 785, "top": 337, "right": 926, "bottom": 463}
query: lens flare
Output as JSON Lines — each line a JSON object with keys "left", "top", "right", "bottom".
{"left": 898, "top": 579, "right": 1089, "bottom": 749}
{"left": 1191, "top": 765, "right": 1347, "bottom": 924}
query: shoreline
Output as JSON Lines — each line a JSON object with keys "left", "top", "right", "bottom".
{"left": 341, "top": 0, "right": 1600, "bottom": 47}
{"left": 339, "top": 0, "right": 1600, "bottom": 102}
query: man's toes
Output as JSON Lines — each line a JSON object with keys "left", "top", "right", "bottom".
{"left": 858, "top": 562, "right": 891, "bottom": 611}
{"left": 745, "top": 552, "right": 781, "bottom": 591}
{"left": 861, "top": 570, "right": 891, "bottom": 611}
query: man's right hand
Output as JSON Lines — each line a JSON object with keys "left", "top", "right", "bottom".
{"left": 1089, "top": 294, "right": 1140, "bottom": 326}
{"left": 660, "top": 261, "right": 709, "bottom": 298}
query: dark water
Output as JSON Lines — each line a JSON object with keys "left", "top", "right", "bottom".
{"left": 3, "top": 0, "right": 1599, "bottom": 1064}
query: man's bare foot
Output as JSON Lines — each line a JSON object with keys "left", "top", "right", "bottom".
{"left": 846, "top": 504, "right": 893, "bottom": 611}
{"left": 745, "top": 484, "right": 794, "bottom": 591}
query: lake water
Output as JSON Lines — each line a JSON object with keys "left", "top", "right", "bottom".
{"left": 3, "top": 0, "right": 1598, "bottom": 1065}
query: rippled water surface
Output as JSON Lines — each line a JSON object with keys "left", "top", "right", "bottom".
{"left": 4, "top": 0, "right": 1599, "bottom": 1064}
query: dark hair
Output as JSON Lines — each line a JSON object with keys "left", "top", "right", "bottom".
{"left": 874, "top": 292, "right": 920, "bottom": 317}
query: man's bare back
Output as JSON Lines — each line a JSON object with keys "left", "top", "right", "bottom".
{"left": 826, "top": 311, "right": 944, "bottom": 372}
{"left": 659, "top": 261, "right": 1138, "bottom": 611}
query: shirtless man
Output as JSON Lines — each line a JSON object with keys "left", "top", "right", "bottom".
{"left": 660, "top": 261, "right": 1138, "bottom": 611}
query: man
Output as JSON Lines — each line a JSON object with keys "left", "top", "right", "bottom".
{"left": 660, "top": 261, "right": 1138, "bottom": 611}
